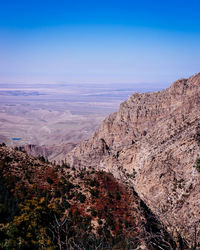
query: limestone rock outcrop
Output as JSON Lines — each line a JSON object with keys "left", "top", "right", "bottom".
{"left": 66, "top": 73, "right": 200, "bottom": 246}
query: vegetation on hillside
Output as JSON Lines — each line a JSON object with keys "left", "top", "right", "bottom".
{"left": 0, "top": 144, "right": 179, "bottom": 249}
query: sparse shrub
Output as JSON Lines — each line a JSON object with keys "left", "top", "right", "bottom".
{"left": 98, "top": 219, "right": 103, "bottom": 225}
{"left": 4, "top": 156, "right": 12, "bottom": 163}
{"left": 106, "top": 215, "right": 115, "bottom": 231}
{"left": 68, "top": 192, "right": 75, "bottom": 200}
{"left": 125, "top": 220, "right": 131, "bottom": 229}
{"left": 46, "top": 177, "right": 53, "bottom": 185}
{"left": 91, "top": 209, "right": 97, "bottom": 217}
{"left": 38, "top": 155, "right": 46, "bottom": 163}
{"left": 97, "top": 227, "right": 103, "bottom": 235}
{"left": 20, "top": 184, "right": 27, "bottom": 198}
{"left": 63, "top": 181, "right": 75, "bottom": 193}
{"left": 79, "top": 172, "right": 84, "bottom": 179}
{"left": 77, "top": 193, "right": 86, "bottom": 203}
{"left": 89, "top": 178, "right": 100, "bottom": 187}
{"left": 116, "top": 191, "right": 121, "bottom": 200}
{"left": 108, "top": 192, "right": 114, "bottom": 199}
{"left": 62, "top": 199, "right": 70, "bottom": 208}
{"left": 61, "top": 176, "right": 66, "bottom": 184}
{"left": 90, "top": 188, "right": 99, "bottom": 198}
{"left": 193, "top": 158, "right": 200, "bottom": 172}
{"left": 54, "top": 189, "right": 61, "bottom": 198}
{"left": 58, "top": 181, "right": 63, "bottom": 186}
{"left": 84, "top": 215, "right": 91, "bottom": 224}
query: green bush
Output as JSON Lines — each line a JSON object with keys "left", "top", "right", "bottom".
{"left": 90, "top": 189, "right": 99, "bottom": 198}
{"left": 63, "top": 181, "right": 75, "bottom": 192}
{"left": 193, "top": 158, "right": 200, "bottom": 172}
{"left": 89, "top": 178, "right": 100, "bottom": 187}
{"left": 77, "top": 193, "right": 86, "bottom": 203}
{"left": 4, "top": 156, "right": 12, "bottom": 163}
{"left": 62, "top": 199, "right": 70, "bottom": 208}
{"left": 46, "top": 177, "right": 54, "bottom": 185}
{"left": 91, "top": 209, "right": 97, "bottom": 217}
{"left": 38, "top": 155, "right": 46, "bottom": 163}
{"left": 116, "top": 191, "right": 121, "bottom": 200}
{"left": 54, "top": 189, "right": 61, "bottom": 198}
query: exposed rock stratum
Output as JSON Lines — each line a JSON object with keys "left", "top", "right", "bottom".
{"left": 66, "top": 73, "right": 200, "bottom": 247}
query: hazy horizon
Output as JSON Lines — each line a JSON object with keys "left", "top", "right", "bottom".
{"left": 1, "top": 0, "right": 200, "bottom": 87}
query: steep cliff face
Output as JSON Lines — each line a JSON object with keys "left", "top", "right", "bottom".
{"left": 66, "top": 73, "right": 200, "bottom": 246}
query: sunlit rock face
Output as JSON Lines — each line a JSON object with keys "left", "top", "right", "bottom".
{"left": 66, "top": 73, "right": 200, "bottom": 246}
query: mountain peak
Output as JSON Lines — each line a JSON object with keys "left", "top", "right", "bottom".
{"left": 168, "top": 72, "right": 200, "bottom": 94}
{"left": 66, "top": 73, "right": 200, "bottom": 247}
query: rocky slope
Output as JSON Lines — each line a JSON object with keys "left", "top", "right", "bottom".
{"left": 66, "top": 73, "right": 200, "bottom": 247}
{"left": 18, "top": 142, "right": 76, "bottom": 162}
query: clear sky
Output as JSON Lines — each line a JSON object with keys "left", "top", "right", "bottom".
{"left": 0, "top": 0, "right": 200, "bottom": 87}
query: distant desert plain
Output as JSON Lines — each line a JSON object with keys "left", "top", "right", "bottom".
{"left": 0, "top": 82, "right": 160, "bottom": 160}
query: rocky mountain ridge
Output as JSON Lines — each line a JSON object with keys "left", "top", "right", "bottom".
{"left": 66, "top": 73, "right": 200, "bottom": 247}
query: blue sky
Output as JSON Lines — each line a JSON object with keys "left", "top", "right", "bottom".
{"left": 0, "top": 0, "right": 200, "bottom": 87}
